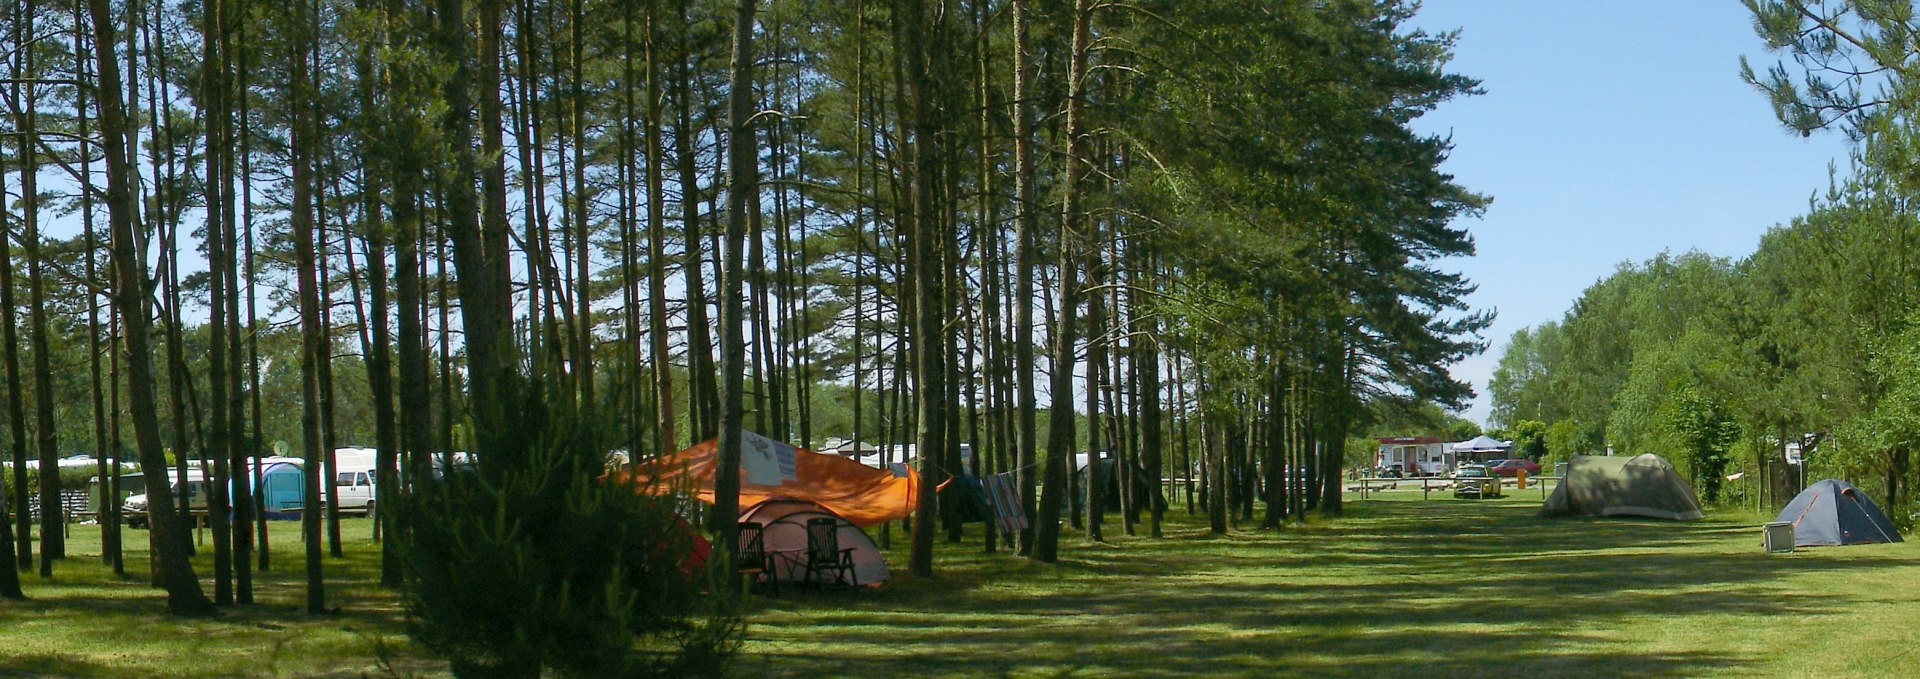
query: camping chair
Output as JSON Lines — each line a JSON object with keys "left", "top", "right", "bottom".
{"left": 736, "top": 522, "right": 779, "bottom": 595}
{"left": 803, "top": 517, "right": 858, "bottom": 590}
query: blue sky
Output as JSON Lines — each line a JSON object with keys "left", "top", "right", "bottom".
{"left": 1405, "top": 1, "right": 1856, "bottom": 426}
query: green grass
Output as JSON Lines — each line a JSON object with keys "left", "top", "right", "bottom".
{"left": 0, "top": 518, "right": 433, "bottom": 678}
{"left": 3, "top": 493, "right": 1918, "bottom": 677}
{"left": 744, "top": 493, "right": 1920, "bottom": 678}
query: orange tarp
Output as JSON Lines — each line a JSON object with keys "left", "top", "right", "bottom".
{"left": 615, "top": 438, "right": 918, "bottom": 528}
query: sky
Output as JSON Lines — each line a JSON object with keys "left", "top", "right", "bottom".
{"left": 1403, "top": 1, "right": 1856, "bottom": 427}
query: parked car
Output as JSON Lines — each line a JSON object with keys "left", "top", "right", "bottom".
{"left": 1453, "top": 465, "right": 1503, "bottom": 499}
{"left": 1488, "top": 458, "right": 1542, "bottom": 477}
{"left": 121, "top": 469, "right": 210, "bottom": 529}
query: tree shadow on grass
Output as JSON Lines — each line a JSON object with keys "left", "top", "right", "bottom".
{"left": 744, "top": 500, "right": 1912, "bottom": 677}
{"left": 0, "top": 654, "right": 122, "bottom": 679}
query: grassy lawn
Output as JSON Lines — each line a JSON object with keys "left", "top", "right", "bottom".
{"left": 0, "top": 518, "right": 430, "bottom": 678}
{"left": 745, "top": 492, "right": 1920, "bottom": 678}
{"left": 2, "top": 491, "right": 1917, "bottom": 677}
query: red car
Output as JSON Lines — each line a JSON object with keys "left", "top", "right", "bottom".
{"left": 1487, "top": 458, "right": 1541, "bottom": 477}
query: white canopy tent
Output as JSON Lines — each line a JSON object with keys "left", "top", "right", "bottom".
{"left": 1453, "top": 435, "right": 1512, "bottom": 453}
{"left": 1453, "top": 435, "right": 1512, "bottom": 466}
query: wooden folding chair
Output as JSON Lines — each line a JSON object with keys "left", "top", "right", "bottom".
{"left": 736, "top": 521, "right": 778, "bottom": 595}
{"left": 803, "top": 517, "right": 858, "bottom": 589}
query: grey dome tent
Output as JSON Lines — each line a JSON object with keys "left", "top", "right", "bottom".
{"left": 1773, "top": 479, "right": 1902, "bottom": 546}
{"left": 1540, "top": 453, "right": 1704, "bottom": 520}
{"left": 737, "top": 498, "right": 890, "bottom": 586}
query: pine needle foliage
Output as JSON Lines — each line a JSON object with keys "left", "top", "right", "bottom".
{"left": 395, "top": 393, "right": 742, "bottom": 678}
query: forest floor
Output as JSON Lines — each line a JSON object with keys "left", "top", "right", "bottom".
{"left": 1, "top": 494, "right": 1916, "bottom": 677}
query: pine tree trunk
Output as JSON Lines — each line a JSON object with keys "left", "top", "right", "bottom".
{"left": 644, "top": 5, "right": 675, "bottom": 455}
{"left": 87, "top": 0, "right": 215, "bottom": 614}
{"left": 200, "top": 0, "right": 235, "bottom": 602}
{"left": 440, "top": 0, "right": 521, "bottom": 468}
{"left": 287, "top": 0, "right": 328, "bottom": 614}
{"left": 1261, "top": 361, "right": 1286, "bottom": 529}
{"left": 353, "top": 0, "right": 400, "bottom": 587}
{"left": 1084, "top": 251, "right": 1107, "bottom": 543}
{"left": 318, "top": 180, "right": 342, "bottom": 559}
{"left": 1138, "top": 267, "right": 1165, "bottom": 538}
{"left": 1035, "top": 0, "right": 1096, "bottom": 562}
{"left": 712, "top": 0, "right": 758, "bottom": 571}
{"left": 902, "top": 0, "right": 950, "bottom": 578}
{"left": 16, "top": 0, "right": 67, "bottom": 572}
{"left": 1009, "top": 0, "right": 1041, "bottom": 557}
{"left": 676, "top": 0, "right": 719, "bottom": 442}
{"left": 74, "top": 0, "right": 116, "bottom": 572}
{"left": 242, "top": 53, "right": 271, "bottom": 571}
{"left": 0, "top": 6, "right": 27, "bottom": 597}
{"left": 386, "top": 0, "right": 433, "bottom": 492}
{"left": 3, "top": 26, "right": 33, "bottom": 572}
{"left": 568, "top": 0, "right": 595, "bottom": 414}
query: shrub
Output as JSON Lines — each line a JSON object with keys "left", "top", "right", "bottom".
{"left": 0, "top": 461, "right": 134, "bottom": 493}
{"left": 396, "top": 400, "right": 742, "bottom": 678}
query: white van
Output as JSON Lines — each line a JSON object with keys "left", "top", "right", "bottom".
{"left": 334, "top": 468, "right": 375, "bottom": 514}
{"left": 331, "top": 447, "right": 378, "bottom": 514}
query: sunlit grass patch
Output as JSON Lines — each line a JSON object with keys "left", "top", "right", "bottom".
{"left": 2, "top": 495, "right": 1917, "bottom": 677}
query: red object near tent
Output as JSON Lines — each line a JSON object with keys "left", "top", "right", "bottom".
{"left": 612, "top": 437, "right": 918, "bottom": 528}
{"left": 679, "top": 521, "right": 712, "bottom": 573}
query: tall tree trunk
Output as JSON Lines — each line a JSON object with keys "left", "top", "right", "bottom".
{"left": 850, "top": 0, "right": 869, "bottom": 498}
{"left": 675, "top": 7, "right": 718, "bottom": 443}
{"left": 1034, "top": 0, "right": 1094, "bottom": 563}
{"left": 644, "top": 4, "right": 675, "bottom": 455}
{"left": 973, "top": 1, "right": 998, "bottom": 553}
{"left": 388, "top": 0, "right": 433, "bottom": 495}
{"left": 87, "top": 0, "right": 215, "bottom": 614}
{"left": 3, "top": 18, "right": 32, "bottom": 571}
{"left": 16, "top": 0, "right": 67, "bottom": 572}
{"left": 222, "top": 0, "right": 252, "bottom": 599}
{"left": 711, "top": 0, "right": 758, "bottom": 574}
{"left": 1320, "top": 345, "right": 1354, "bottom": 514}
{"left": 1138, "top": 263, "right": 1164, "bottom": 538}
{"left": 440, "top": 0, "right": 521, "bottom": 468}
{"left": 1009, "top": 0, "right": 1041, "bottom": 557}
{"left": 201, "top": 0, "right": 235, "bottom": 602}
{"left": 0, "top": 2, "right": 28, "bottom": 596}
{"left": 1084, "top": 250, "right": 1107, "bottom": 543}
{"left": 142, "top": 0, "right": 200, "bottom": 554}
{"left": 73, "top": 0, "right": 116, "bottom": 572}
{"left": 288, "top": 0, "right": 328, "bottom": 615}
{"left": 356, "top": 0, "right": 401, "bottom": 587}
{"left": 902, "top": 0, "right": 949, "bottom": 578}
{"left": 318, "top": 156, "right": 343, "bottom": 561}
{"left": 1261, "top": 362, "right": 1286, "bottom": 529}
{"left": 569, "top": 0, "right": 595, "bottom": 414}
{"left": 242, "top": 50, "right": 271, "bottom": 570}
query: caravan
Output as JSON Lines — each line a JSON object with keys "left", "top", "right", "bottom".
{"left": 119, "top": 468, "right": 211, "bottom": 529}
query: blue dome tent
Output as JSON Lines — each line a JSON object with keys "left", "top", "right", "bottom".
{"left": 1773, "top": 479, "right": 1902, "bottom": 547}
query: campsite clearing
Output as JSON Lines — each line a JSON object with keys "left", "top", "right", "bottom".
{"left": 745, "top": 496, "right": 1920, "bottom": 677}
{"left": 2, "top": 499, "right": 1918, "bottom": 677}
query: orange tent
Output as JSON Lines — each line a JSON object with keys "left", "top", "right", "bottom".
{"left": 614, "top": 438, "right": 918, "bottom": 527}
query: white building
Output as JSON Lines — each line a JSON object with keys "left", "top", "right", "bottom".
{"left": 1375, "top": 437, "right": 1453, "bottom": 476}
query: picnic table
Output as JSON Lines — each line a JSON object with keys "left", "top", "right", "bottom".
{"left": 1348, "top": 475, "right": 1562, "bottom": 500}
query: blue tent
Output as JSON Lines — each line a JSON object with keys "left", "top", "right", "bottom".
{"left": 255, "top": 461, "right": 306, "bottom": 519}
{"left": 1774, "top": 479, "right": 1902, "bottom": 546}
